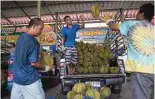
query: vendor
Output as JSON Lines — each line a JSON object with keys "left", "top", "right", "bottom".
{"left": 61, "top": 15, "right": 85, "bottom": 74}
{"left": 106, "top": 3, "right": 154, "bottom": 99}
{"left": 11, "top": 18, "right": 45, "bottom": 99}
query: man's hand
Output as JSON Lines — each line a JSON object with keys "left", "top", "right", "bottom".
{"left": 31, "top": 62, "right": 45, "bottom": 70}
{"left": 61, "top": 38, "right": 65, "bottom": 46}
{"left": 100, "top": 15, "right": 113, "bottom": 23}
{"left": 44, "top": 66, "right": 52, "bottom": 72}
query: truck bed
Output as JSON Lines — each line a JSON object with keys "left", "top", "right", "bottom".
{"left": 61, "top": 73, "right": 125, "bottom": 93}
{"left": 61, "top": 73, "right": 124, "bottom": 79}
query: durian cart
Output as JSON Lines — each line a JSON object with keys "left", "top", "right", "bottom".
{"left": 60, "top": 27, "right": 127, "bottom": 94}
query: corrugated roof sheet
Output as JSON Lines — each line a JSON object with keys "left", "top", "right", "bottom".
{"left": 1, "top": 1, "right": 154, "bottom": 25}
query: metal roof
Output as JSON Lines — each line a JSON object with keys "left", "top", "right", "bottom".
{"left": 1, "top": 1, "right": 154, "bottom": 25}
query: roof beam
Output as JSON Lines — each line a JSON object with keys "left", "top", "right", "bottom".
{"left": 1, "top": 7, "right": 139, "bottom": 18}
{"left": 1, "top": 1, "right": 97, "bottom": 10}
{"left": 1, "top": 18, "right": 136, "bottom": 27}
{"left": 43, "top": 1, "right": 56, "bottom": 21}
{"left": 13, "top": 1, "right": 31, "bottom": 19}
{"left": 73, "top": 2, "right": 80, "bottom": 23}
{"left": 1, "top": 13, "right": 15, "bottom": 26}
{"left": 57, "top": 8, "right": 139, "bottom": 14}
{"left": 2, "top": 1, "right": 151, "bottom": 10}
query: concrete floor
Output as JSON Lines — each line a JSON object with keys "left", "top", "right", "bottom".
{"left": 2, "top": 81, "right": 132, "bottom": 99}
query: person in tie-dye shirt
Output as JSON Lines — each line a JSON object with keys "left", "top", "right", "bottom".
{"left": 106, "top": 3, "right": 154, "bottom": 99}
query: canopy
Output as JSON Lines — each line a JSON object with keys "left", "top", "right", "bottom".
{"left": 1, "top": 1, "right": 154, "bottom": 26}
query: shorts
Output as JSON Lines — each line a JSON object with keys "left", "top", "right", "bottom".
{"left": 130, "top": 73, "right": 154, "bottom": 99}
{"left": 11, "top": 80, "right": 45, "bottom": 99}
{"left": 65, "top": 47, "right": 78, "bottom": 65}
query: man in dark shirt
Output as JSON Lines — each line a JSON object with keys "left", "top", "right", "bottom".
{"left": 11, "top": 18, "right": 45, "bottom": 99}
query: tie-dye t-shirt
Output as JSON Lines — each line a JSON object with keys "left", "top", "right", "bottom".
{"left": 119, "top": 20, "right": 154, "bottom": 74}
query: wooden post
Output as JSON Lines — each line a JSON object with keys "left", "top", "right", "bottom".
{"left": 37, "top": 0, "right": 41, "bottom": 42}
{"left": 37, "top": 0, "right": 41, "bottom": 18}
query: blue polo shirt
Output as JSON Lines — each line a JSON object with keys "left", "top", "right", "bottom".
{"left": 13, "top": 33, "right": 40, "bottom": 85}
{"left": 62, "top": 24, "right": 80, "bottom": 47}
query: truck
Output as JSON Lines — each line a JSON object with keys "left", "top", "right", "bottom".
{"left": 59, "top": 27, "right": 127, "bottom": 94}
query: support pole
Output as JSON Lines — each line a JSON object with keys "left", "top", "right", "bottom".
{"left": 14, "top": 1, "right": 31, "bottom": 20}
{"left": 55, "top": 12, "right": 59, "bottom": 51}
{"left": 37, "top": 0, "right": 41, "bottom": 18}
{"left": 37, "top": 0, "right": 41, "bottom": 42}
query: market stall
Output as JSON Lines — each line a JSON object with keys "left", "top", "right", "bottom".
{"left": 1, "top": 1, "right": 154, "bottom": 99}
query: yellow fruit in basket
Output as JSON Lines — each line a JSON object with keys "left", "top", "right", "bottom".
{"left": 94, "top": 89, "right": 101, "bottom": 99}
{"left": 88, "top": 66, "right": 93, "bottom": 73}
{"left": 91, "top": 5, "right": 100, "bottom": 18}
{"left": 85, "top": 83, "right": 93, "bottom": 90}
{"left": 67, "top": 91, "right": 76, "bottom": 99}
{"left": 101, "top": 15, "right": 111, "bottom": 22}
{"left": 100, "top": 66, "right": 109, "bottom": 74}
{"left": 86, "top": 89, "right": 101, "bottom": 99}
{"left": 77, "top": 66, "right": 84, "bottom": 74}
{"left": 85, "top": 89, "right": 94, "bottom": 98}
{"left": 100, "top": 87, "right": 111, "bottom": 98}
{"left": 74, "top": 94, "right": 84, "bottom": 99}
{"left": 40, "top": 54, "right": 53, "bottom": 66}
{"left": 72, "top": 83, "right": 86, "bottom": 94}
{"left": 110, "top": 67, "right": 119, "bottom": 74}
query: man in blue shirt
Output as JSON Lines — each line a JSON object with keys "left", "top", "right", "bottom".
{"left": 106, "top": 3, "right": 154, "bottom": 99}
{"left": 61, "top": 15, "right": 84, "bottom": 74}
{"left": 11, "top": 18, "right": 45, "bottom": 99}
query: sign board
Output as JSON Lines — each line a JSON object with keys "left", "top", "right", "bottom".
{"left": 1, "top": 28, "right": 16, "bottom": 35}
{"left": 1, "top": 32, "right": 20, "bottom": 43}
{"left": 39, "top": 24, "right": 56, "bottom": 45}
{"left": 1, "top": 24, "right": 56, "bottom": 45}
{"left": 76, "top": 28, "right": 109, "bottom": 42}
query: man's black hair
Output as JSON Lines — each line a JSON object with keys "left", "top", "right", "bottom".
{"left": 64, "top": 16, "right": 70, "bottom": 21}
{"left": 140, "top": 3, "right": 154, "bottom": 21}
{"left": 27, "top": 18, "right": 43, "bottom": 28}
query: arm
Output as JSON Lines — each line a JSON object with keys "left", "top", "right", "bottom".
{"left": 106, "top": 10, "right": 125, "bottom": 31}
{"left": 31, "top": 62, "right": 45, "bottom": 70}
{"left": 107, "top": 20, "right": 136, "bottom": 36}
{"left": 29, "top": 44, "right": 45, "bottom": 70}
{"left": 61, "top": 38, "right": 65, "bottom": 46}
{"left": 61, "top": 28, "right": 66, "bottom": 46}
